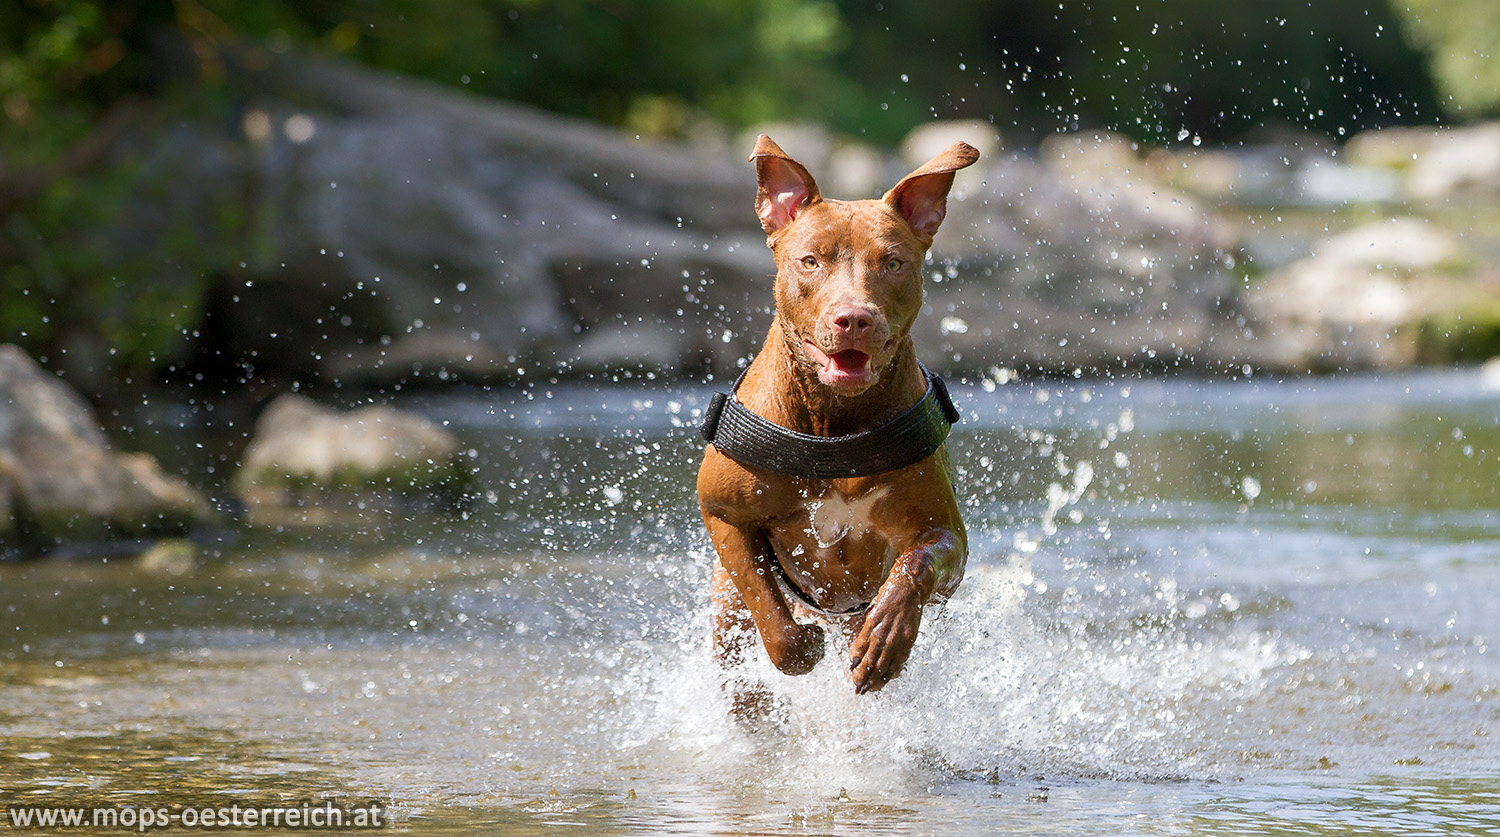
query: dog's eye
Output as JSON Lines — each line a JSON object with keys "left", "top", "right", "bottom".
{"left": 800, "top": 256, "right": 818, "bottom": 270}
{"left": 886, "top": 258, "right": 903, "bottom": 272}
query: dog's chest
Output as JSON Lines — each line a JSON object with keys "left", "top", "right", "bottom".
{"left": 801, "top": 486, "right": 888, "bottom": 547}
{"left": 768, "top": 484, "right": 897, "bottom": 570}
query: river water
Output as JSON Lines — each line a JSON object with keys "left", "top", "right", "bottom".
{"left": 3, "top": 369, "right": 1499, "bottom": 834}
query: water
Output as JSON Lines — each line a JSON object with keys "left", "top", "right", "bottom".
{"left": 3, "top": 370, "right": 1499, "bottom": 834}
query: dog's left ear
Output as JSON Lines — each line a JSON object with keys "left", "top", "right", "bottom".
{"left": 884, "top": 142, "right": 981, "bottom": 243}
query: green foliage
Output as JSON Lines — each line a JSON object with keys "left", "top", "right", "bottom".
{"left": 0, "top": 2, "right": 255, "bottom": 380}
{"left": 190, "top": 0, "right": 1441, "bottom": 144}
{"left": 3, "top": 2, "right": 169, "bottom": 374}
{"left": 1, "top": 141, "right": 241, "bottom": 379}
{"left": 0, "top": 0, "right": 1458, "bottom": 152}
{"left": 0, "top": 0, "right": 180, "bottom": 132}
{"left": 1395, "top": 0, "right": 1500, "bottom": 117}
{"left": 1, "top": 1, "right": 109, "bottom": 133}
{"left": 195, "top": 0, "right": 853, "bottom": 135}
{"left": 172, "top": 0, "right": 1444, "bottom": 147}
{"left": 1418, "top": 302, "right": 1500, "bottom": 364}
{"left": 831, "top": 0, "right": 1441, "bottom": 144}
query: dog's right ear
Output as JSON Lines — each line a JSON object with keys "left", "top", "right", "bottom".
{"left": 750, "top": 134, "right": 821, "bottom": 236}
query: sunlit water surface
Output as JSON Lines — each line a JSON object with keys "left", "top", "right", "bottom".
{"left": 3, "top": 370, "right": 1499, "bottom": 834}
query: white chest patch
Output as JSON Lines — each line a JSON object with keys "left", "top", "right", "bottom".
{"left": 804, "top": 487, "right": 889, "bottom": 548}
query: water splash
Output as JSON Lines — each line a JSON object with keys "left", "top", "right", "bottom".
{"left": 599, "top": 544, "right": 1305, "bottom": 814}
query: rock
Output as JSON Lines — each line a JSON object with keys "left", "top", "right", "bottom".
{"left": 1344, "top": 126, "right": 1439, "bottom": 169}
{"left": 230, "top": 105, "right": 768, "bottom": 384}
{"left": 215, "top": 53, "right": 778, "bottom": 386}
{"left": 902, "top": 120, "right": 1004, "bottom": 169}
{"left": 1406, "top": 122, "right": 1500, "bottom": 201}
{"left": 1345, "top": 122, "right": 1500, "bottom": 202}
{"left": 135, "top": 538, "right": 197, "bottom": 576}
{"left": 920, "top": 139, "right": 1251, "bottom": 374}
{"left": 1149, "top": 143, "right": 1361, "bottom": 208}
{"left": 1295, "top": 159, "right": 1401, "bottom": 206}
{"left": 0, "top": 345, "right": 215, "bottom": 550}
{"left": 1245, "top": 218, "right": 1500, "bottom": 369}
{"left": 154, "top": 55, "right": 1309, "bottom": 379}
{"left": 93, "top": 50, "right": 1497, "bottom": 385}
{"left": 234, "top": 394, "right": 472, "bottom": 517}
{"left": 742, "top": 122, "right": 837, "bottom": 178}
{"left": 1314, "top": 217, "right": 1462, "bottom": 271}
{"left": 1038, "top": 131, "right": 1144, "bottom": 182}
{"left": 1482, "top": 356, "right": 1500, "bottom": 392}
{"left": 824, "top": 142, "right": 887, "bottom": 199}
{"left": 1146, "top": 147, "right": 1245, "bottom": 202}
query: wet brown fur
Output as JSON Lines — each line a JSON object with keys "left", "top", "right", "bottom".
{"left": 697, "top": 134, "right": 979, "bottom": 700}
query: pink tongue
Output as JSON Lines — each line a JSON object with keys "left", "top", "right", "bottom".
{"left": 830, "top": 350, "right": 868, "bottom": 373}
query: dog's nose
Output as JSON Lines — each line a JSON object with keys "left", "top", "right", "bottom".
{"left": 829, "top": 305, "right": 877, "bottom": 339}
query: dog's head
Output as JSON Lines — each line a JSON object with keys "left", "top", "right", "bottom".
{"left": 751, "top": 134, "right": 979, "bottom": 397}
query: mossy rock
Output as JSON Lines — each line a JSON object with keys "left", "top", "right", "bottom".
{"left": 1416, "top": 298, "right": 1500, "bottom": 363}
{"left": 234, "top": 394, "right": 473, "bottom": 520}
{"left": 0, "top": 345, "right": 217, "bottom": 554}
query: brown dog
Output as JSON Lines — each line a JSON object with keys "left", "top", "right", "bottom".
{"left": 698, "top": 134, "right": 978, "bottom": 700}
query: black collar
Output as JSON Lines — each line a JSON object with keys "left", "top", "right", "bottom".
{"left": 700, "top": 362, "right": 961, "bottom": 479}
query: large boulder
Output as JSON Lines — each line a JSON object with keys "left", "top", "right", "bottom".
{"left": 216, "top": 57, "right": 1259, "bottom": 382}
{"left": 234, "top": 394, "right": 472, "bottom": 520}
{"left": 0, "top": 345, "right": 214, "bottom": 551}
{"left": 103, "top": 51, "right": 1495, "bottom": 383}
{"left": 212, "top": 51, "right": 768, "bottom": 386}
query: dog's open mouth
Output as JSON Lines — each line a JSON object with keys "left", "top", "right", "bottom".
{"left": 828, "top": 349, "right": 870, "bottom": 375}
{"left": 805, "top": 341, "right": 873, "bottom": 389}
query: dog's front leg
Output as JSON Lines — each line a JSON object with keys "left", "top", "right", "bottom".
{"left": 848, "top": 528, "right": 965, "bottom": 693}
{"left": 703, "top": 514, "right": 826, "bottom": 675}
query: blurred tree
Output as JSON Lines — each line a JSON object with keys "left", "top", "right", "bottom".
{"left": 1, "top": 0, "right": 1451, "bottom": 157}
{"left": 189, "top": 0, "right": 851, "bottom": 136}
{"left": 832, "top": 0, "right": 1442, "bottom": 145}
{"left": 1394, "top": 0, "right": 1500, "bottom": 116}
{"left": 0, "top": 0, "right": 219, "bottom": 387}
{"left": 146, "top": 0, "right": 1443, "bottom": 146}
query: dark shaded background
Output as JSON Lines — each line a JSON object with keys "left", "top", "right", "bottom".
{"left": 0, "top": 0, "right": 1491, "bottom": 390}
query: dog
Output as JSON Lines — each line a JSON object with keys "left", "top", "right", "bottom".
{"left": 698, "top": 134, "right": 978, "bottom": 703}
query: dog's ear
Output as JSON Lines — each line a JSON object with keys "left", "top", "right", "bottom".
{"left": 884, "top": 142, "right": 981, "bottom": 243}
{"left": 750, "top": 134, "right": 821, "bottom": 236}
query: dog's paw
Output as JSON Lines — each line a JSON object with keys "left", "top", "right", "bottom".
{"left": 768, "top": 621, "right": 826, "bottom": 676}
{"left": 849, "top": 581, "right": 922, "bottom": 693}
{"left": 727, "top": 682, "right": 791, "bottom": 733}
